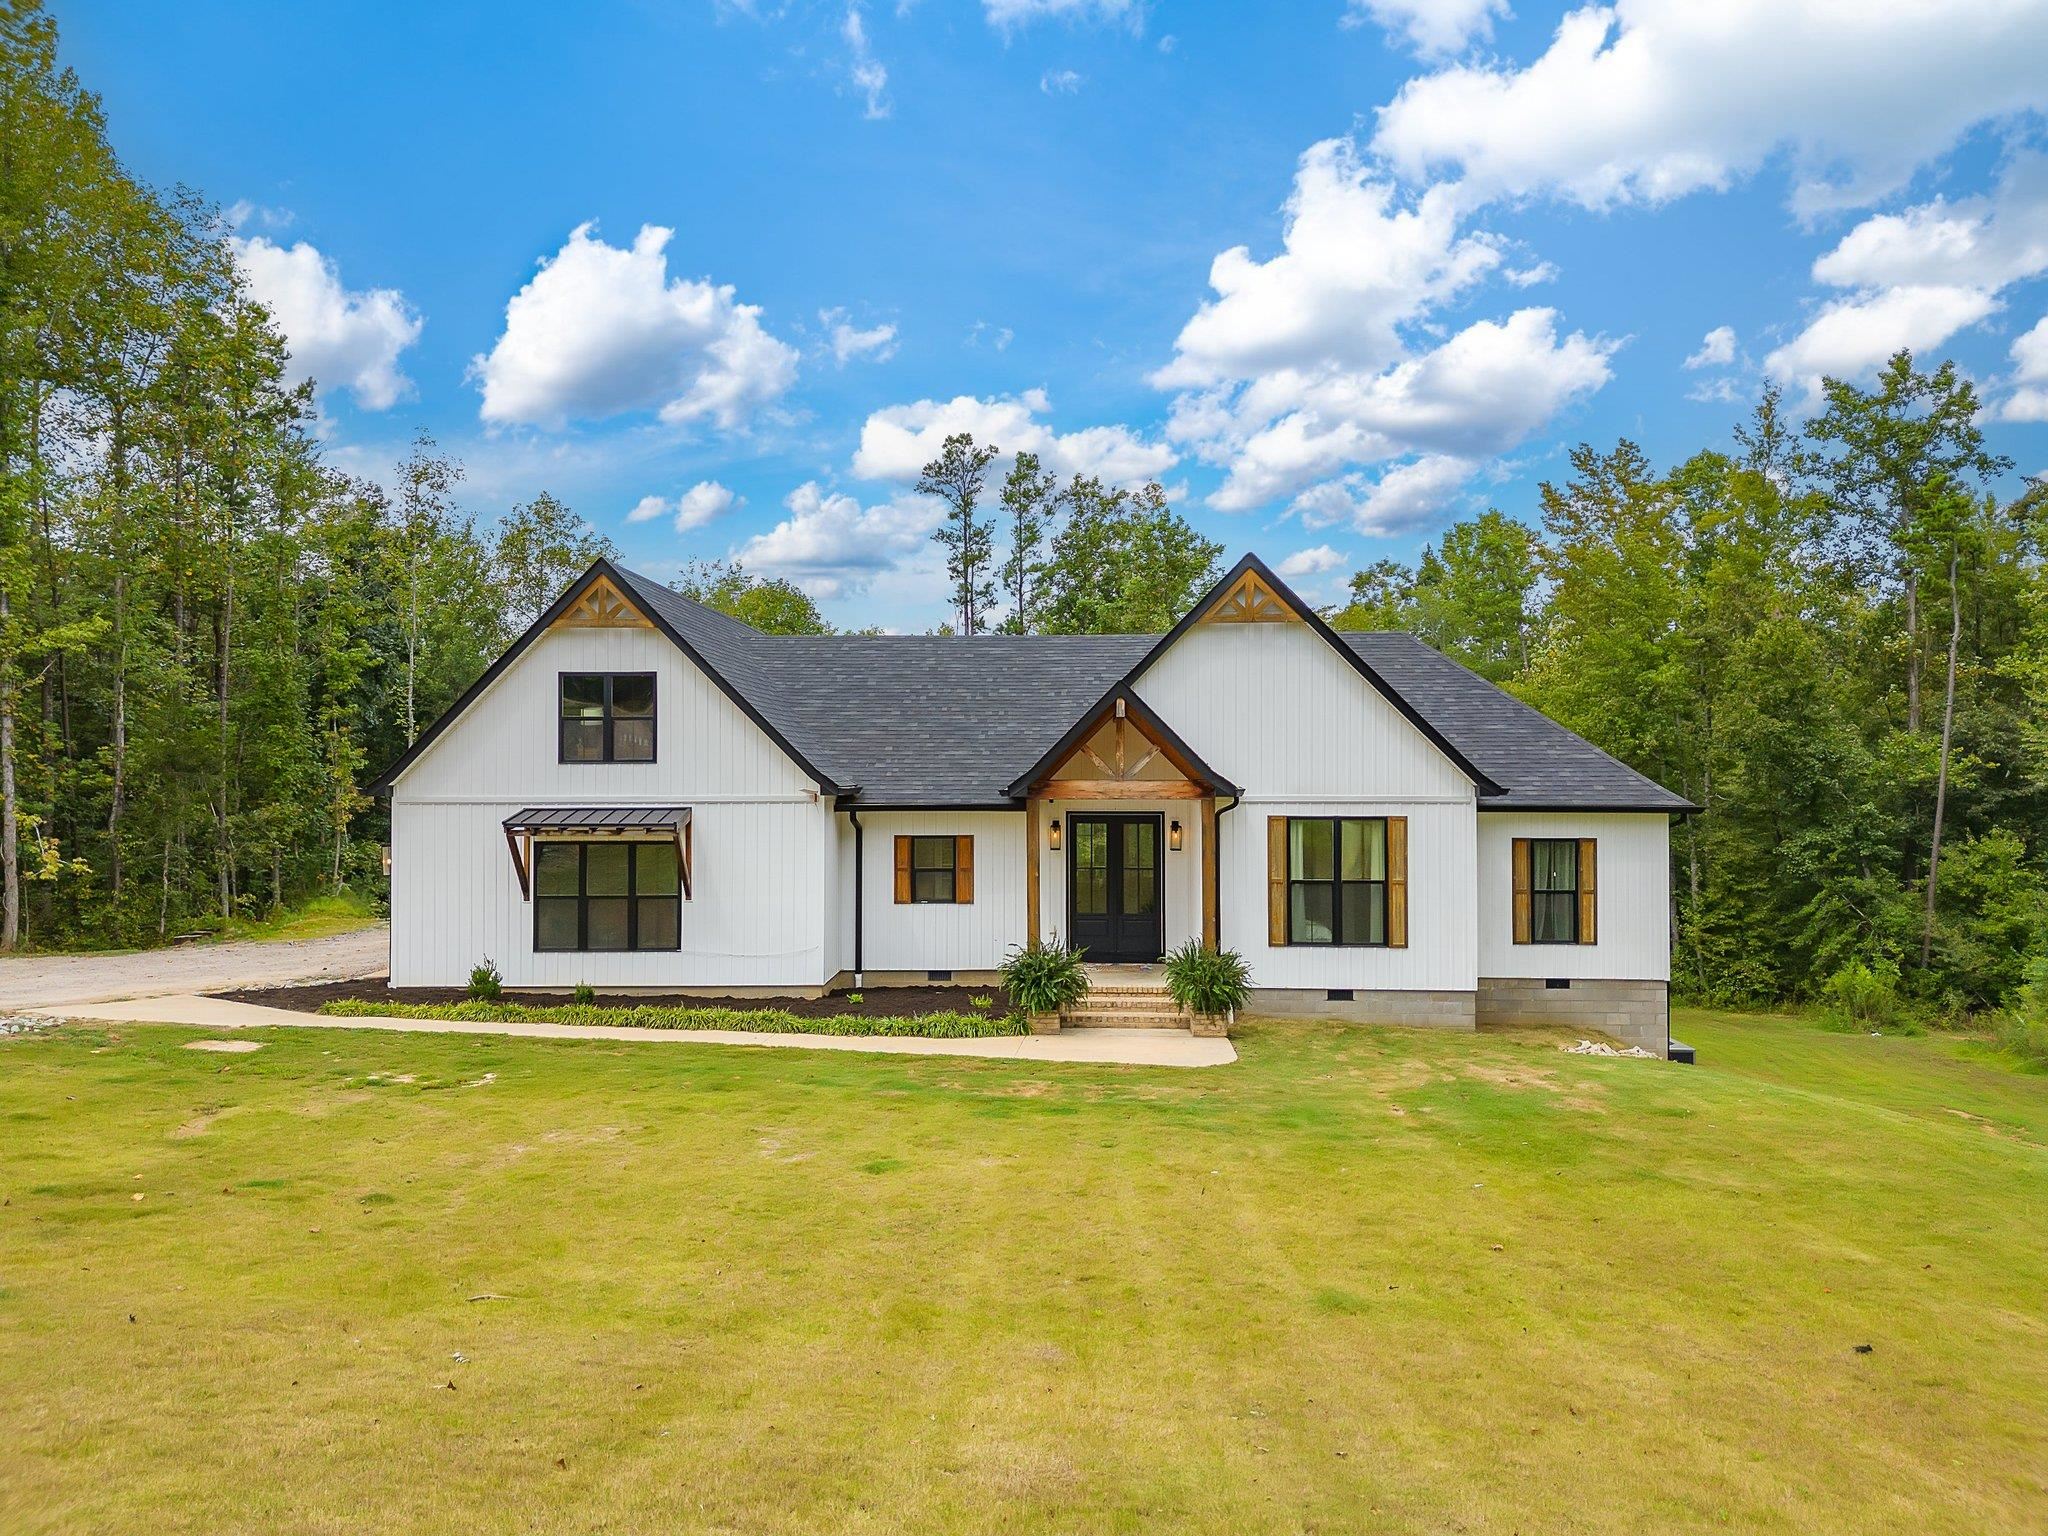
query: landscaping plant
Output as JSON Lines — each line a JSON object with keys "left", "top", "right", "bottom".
{"left": 998, "top": 940, "right": 1089, "bottom": 1016}
{"left": 468, "top": 959, "right": 503, "bottom": 1002}
{"left": 1163, "top": 939, "right": 1251, "bottom": 1019}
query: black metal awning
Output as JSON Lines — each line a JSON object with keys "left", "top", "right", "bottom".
{"left": 502, "top": 806, "right": 692, "bottom": 899}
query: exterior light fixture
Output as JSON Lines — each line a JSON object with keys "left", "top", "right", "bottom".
{"left": 381, "top": 845, "right": 393, "bottom": 877}
{"left": 1048, "top": 818, "right": 1062, "bottom": 851}
{"left": 1169, "top": 820, "right": 1183, "bottom": 852}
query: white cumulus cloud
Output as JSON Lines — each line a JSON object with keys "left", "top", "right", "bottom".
{"left": 732, "top": 481, "right": 940, "bottom": 599}
{"left": 1344, "top": 0, "right": 1509, "bottom": 59}
{"left": 628, "top": 481, "right": 743, "bottom": 532}
{"left": 843, "top": 5, "right": 891, "bottom": 119}
{"left": 1685, "top": 325, "right": 1737, "bottom": 370}
{"left": 471, "top": 222, "right": 797, "bottom": 432}
{"left": 1372, "top": 0, "right": 2048, "bottom": 217}
{"left": 1276, "top": 544, "right": 1347, "bottom": 578}
{"left": 1040, "top": 68, "right": 1084, "bottom": 94}
{"left": 230, "top": 235, "right": 422, "bottom": 410}
{"left": 1289, "top": 454, "right": 1478, "bottom": 537}
{"left": 1764, "top": 285, "right": 1999, "bottom": 399}
{"left": 1153, "top": 139, "right": 1502, "bottom": 391}
{"left": 2000, "top": 316, "right": 2048, "bottom": 423}
{"left": 821, "top": 308, "right": 899, "bottom": 364}
{"left": 853, "top": 388, "right": 1177, "bottom": 486}
{"left": 983, "top": 0, "right": 1141, "bottom": 33}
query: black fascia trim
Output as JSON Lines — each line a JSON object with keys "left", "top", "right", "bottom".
{"left": 833, "top": 797, "right": 1021, "bottom": 812}
{"left": 1478, "top": 800, "right": 1703, "bottom": 816}
{"left": 372, "top": 558, "right": 843, "bottom": 796}
{"left": 1001, "top": 682, "right": 1241, "bottom": 800}
{"left": 1113, "top": 552, "right": 1505, "bottom": 798}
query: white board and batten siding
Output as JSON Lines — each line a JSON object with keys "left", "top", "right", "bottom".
{"left": 388, "top": 624, "right": 836, "bottom": 989}
{"left": 1135, "top": 621, "right": 1478, "bottom": 991}
{"left": 857, "top": 812, "right": 1026, "bottom": 972}
{"left": 1477, "top": 812, "right": 1671, "bottom": 982}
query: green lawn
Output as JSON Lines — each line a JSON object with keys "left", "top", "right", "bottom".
{"left": 2, "top": 1008, "right": 2043, "bottom": 1534}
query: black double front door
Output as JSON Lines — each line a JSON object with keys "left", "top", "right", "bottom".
{"left": 1068, "top": 813, "right": 1162, "bottom": 963}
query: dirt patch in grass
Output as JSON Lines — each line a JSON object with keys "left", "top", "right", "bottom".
{"left": 218, "top": 977, "right": 1011, "bottom": 1017}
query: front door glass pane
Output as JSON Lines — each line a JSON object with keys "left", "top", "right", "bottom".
{"left": 1122, "top": 820, "right": 1157, "bottom": 914}
{"left": 1074, "top": 820, "right": 1108, "bottom": 916}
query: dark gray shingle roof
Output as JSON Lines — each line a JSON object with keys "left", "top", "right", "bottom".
{"left": 616, "top": 568, "right": 1692, "bottom": 813}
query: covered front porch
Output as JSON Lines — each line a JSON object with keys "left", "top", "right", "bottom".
{"left": 1008, "top": 685, "right": 1237, "bottom": 964}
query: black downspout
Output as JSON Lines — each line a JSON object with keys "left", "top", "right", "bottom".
{"left": 1212, "top": 793, "right": 1240, "bottom": 948}
{"left": 848, "top": 807, "right": 864, "bottom": 987}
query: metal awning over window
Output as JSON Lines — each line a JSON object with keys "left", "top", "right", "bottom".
{"left": 503, "top": 806, "right": 692, "bottom": 899}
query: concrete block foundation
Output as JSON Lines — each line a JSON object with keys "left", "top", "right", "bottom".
{"left": 1477, "top": 977, "right": 1669, "bottom": 1055}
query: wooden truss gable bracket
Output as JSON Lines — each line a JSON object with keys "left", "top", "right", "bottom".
{"left": 552, "top": 573, "right": 654, "bottom": 631}
{"left": 1199, "top": 568, "right": 1300, "bottom": 625}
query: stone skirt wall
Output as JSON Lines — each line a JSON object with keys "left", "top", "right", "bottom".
{"left": 1476, "top": 977, "right": 1669, "bottom": 1055}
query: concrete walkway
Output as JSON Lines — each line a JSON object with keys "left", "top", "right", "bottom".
{"left": 48, "top": 993, "right": 1238, "bottom": 1068}
{"left": 0, "top": 925, "right": 387, "bottom": 1010}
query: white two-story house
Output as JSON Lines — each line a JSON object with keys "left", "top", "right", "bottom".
{"left": 374, "top": 554, "right": 1694, "bottom": 1054}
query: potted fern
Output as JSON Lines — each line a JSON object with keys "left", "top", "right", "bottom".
{"left": 1163, "top": 939, "right": 1250, "bottom": 1037}
{"left": 999, "top": 940, "right": 1090, "bottom": 1034}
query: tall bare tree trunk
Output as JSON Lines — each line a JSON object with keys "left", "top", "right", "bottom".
{"left": 1904, "top": 571, "right": 1922, "bottom": 734}
{"left": 1, "top": 586, "right": 18, "bottom": 952}
{"left": 1921, "top": 552, "right": 1962, "bottom": 967}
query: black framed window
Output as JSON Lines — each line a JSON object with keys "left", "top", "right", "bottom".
{"left": 1530, "top": 838, "right": 1579, "bottom": 943}
{"left": 910, "top": 836, "right": 957, "bottom": 904}
{"left": 1287, "top": 817, "right": 1387, "bottom": 946}
{"left": 533, "top": 841, "right": 680, "bottom": 951}
{"left": 559, "top": 673, "right": 655, "bottom": 763}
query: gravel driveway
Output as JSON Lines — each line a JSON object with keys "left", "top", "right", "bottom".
{"left": 0, "top": 925, "right": 388, "bottom": 1011}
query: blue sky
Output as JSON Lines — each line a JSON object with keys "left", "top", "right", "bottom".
{"left": 56, "top": 0, "right": 2048, "bottom": 628}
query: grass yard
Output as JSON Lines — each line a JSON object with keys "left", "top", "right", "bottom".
{"left": 2, "top": 1009, "right": 2044, "bottom": 1534}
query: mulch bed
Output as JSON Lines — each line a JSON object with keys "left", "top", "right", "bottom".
{"left": 216, "top": 978, "right": 1012, "bottom": 1018}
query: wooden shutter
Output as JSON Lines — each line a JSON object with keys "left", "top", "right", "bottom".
{"left": 1511, "top": 837, "right": 1533, "bottom": 944}
{"left": 893, "top": 836, "right": 912, "bottom": 903}
{"left": 954, "top": 835, "right": 974, "bottom": 904}
{"left": 1267, "top": 816, "right": 1288, "bottom": 946}
{"left": 1577, "top": 838, "right": 1597, "bottom": 945}
{"left": 1385, "top": 816, "right": 1408, "bottom": 948}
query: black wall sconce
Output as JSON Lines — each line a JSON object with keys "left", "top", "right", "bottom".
{"left": 1168, "top": 819, "right": 1183, "bottom": 851}
{"left": 1048, "top": 817, "right": 1062, "bottom": 851}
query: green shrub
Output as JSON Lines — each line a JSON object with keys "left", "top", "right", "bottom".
{"left": 845, "top": 991, "right": 863, "bottom": 1004}
{"left": 1995, "top": 957, "right": 2048, "bottom": 1070}
{"left": 998, "top": 940, "right": 1089, "bottom": 1015}
{"left": 467, "top": 959, "right": 502, "bottom": 1002}
{"left": 1818, "top": 956, "right": 1904, "bottom": 1030}
{"left": 317, "top": 999, "right": 1027, "bottom": 1039}
{"left": 1162, "top": 939, "right": 1251, "bottom": 1017}
{"left": 573, "top": 982, "right": 596, "bottom": 1005}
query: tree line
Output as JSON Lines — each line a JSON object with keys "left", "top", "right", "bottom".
{"left": 6, "top": 0, "right": 2043, "bottom": 1023}
{"left": 1328, "top": 368, "right": 2046, "bottom": 1018}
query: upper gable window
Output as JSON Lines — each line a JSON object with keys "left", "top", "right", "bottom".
{"left": 559, "top": 673, "right": 656, "bottom": 763}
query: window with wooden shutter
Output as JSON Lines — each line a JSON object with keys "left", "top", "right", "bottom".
{"left": 1277, "top": 816, "right": 1394, "bottom": 946}
{"left": 955, "top": 835, "right": 974, "bottom": 904}
{"left": 895, "top": 834, "right": 971, "bottom": 904}
{"left": 1267, "top": 816, "right": 1288, "bottom": 946}
{"left": 1512, "top": 836, "right": 1596, "bottom": 944}
{"left": 1511, "top": 837, "right": 1533, "bottom": 944}
{"left": 1576, "top": 838, "right": 1597, "bottom": 945}
{"left": 1386, "top": 816, "right": 1408, "bottom": 948}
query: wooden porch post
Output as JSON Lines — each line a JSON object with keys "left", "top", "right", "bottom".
{"left": 1200, "top": 793, "right": 1218, "bottom": 948}
{"left": 1025, "top": 796, "right": 1042, "bottom": 948}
